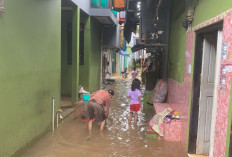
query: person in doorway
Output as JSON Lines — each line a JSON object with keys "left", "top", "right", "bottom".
{"left": 127, "top": 79, "right": 142, "bottom": 125}
{"left": 86, "top": 89, "right": 114, "bottom": 134}
{"left": 131, "top": 67, "right": 138, "bottom": 80}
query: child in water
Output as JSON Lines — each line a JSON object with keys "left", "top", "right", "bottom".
{"left": 127, "top": 78, "right": 142, "bottom": 125}
{"left": 131, "top": 67, "right": 138, "bottom": 80}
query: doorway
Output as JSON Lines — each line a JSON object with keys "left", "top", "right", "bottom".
{"left": 188, "top": 24, "right": 223, "bottom": 155}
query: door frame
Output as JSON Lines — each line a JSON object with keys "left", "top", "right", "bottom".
{"left": 188, "top": 23, "right": 223, "bottom": 155}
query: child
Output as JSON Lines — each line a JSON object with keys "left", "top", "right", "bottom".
{"left": 127, "top": 78, "right": 142, "bottom": 125}
{"left": 131, "top": 67, "right": 138, "bottom": 80}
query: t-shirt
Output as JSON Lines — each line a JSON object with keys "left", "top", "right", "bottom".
{"left": 131, "top": 71, "right": 137, "bottom": 78}
{"left": 89, "top": 90, "right": 111, "bottom": 113}
{"left": 127, "top": 89, "right": 142, "bottom": 104}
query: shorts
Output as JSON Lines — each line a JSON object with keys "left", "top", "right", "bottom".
{"left": 86, "top": 100, "right": 106, "bottom": 124}
{"left": 130, "top": 104, "right": 140, "bottom": 113}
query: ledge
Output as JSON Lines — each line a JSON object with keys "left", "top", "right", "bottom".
{"left": 90, "top": 8, "right": 118, "bottom": 25}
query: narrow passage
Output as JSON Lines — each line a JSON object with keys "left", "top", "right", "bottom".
{"left": 22, "top": 78, "right": 187, "bottom": 157}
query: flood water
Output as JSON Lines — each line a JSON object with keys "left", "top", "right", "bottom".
{"left": 21, "top": 78, "right": 188, "bottom": 157}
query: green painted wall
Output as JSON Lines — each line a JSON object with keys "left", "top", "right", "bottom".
{"left": 0, "top": 0, "right": 61, "bottom": 156}
{"left": 79, "top": 15, "right": 101, "bottom": 93}
{"left": 89, "top": 17, "right": 102, "bottom": 92}
{"left": 61, "top": 11, "right": 73, "bottom": 96}
{"left": 192, "top": 0, "right": 232, "bottom": 27}
{"left": 72, "top": 7, "right": 80, "bottom": 103}
{"left": 168, "top": 0, "right": 187, "bottom": 84}
{"left": 168, "top": 0, "right": 232, "bottom": 83}
{"left": 79, "top": 13, "right": 90, "bottom": 91}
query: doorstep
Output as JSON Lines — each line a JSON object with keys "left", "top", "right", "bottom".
{"left": 188, "top": 154, "right": 208, "bottom": 157}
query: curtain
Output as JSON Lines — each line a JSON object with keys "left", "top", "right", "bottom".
{"left": 100, "top": 0, "right": 108, "bottom": 8}
{"left": 114, "top": 0, "right": 125, "bottom": 9}
{"left": 92, "top": 0, "right": 100, "bottom": 7}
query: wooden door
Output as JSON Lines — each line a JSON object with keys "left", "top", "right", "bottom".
{"left": 197, "top": 32, "right": 217, "bottom": 155}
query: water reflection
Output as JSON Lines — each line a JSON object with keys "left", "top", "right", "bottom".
{"left": 21, "top": 78, "right": 187, "bottom": 157}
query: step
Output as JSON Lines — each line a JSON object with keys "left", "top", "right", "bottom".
{"left": 153, "top": 102, "right": 182, "bottom": 142}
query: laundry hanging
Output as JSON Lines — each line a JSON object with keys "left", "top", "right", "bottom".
{"left": 91, "top": 0, "right": 108, "bottom": 8}
{"left": 92, "top": 0, "right": 100, "bottom": 7}
{"left": 113, "top": 0, "right": 125, "bottom": 11}
{"left": 100, "top": 0, "right": 108, "bottom": 8}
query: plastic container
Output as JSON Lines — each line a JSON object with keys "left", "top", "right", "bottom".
{"left": 83, "top": 94, "right": 90, "bottom": 103}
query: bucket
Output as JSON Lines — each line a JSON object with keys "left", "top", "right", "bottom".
{"left": 83, "top": 94, "right": 90, "bottom": 103}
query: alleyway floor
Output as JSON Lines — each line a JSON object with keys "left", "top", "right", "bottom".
{"left": 21, "top": 77, "right": 189, "bottom": 157}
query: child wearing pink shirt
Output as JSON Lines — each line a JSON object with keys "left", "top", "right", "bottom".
{"left": 127, "top": 79, "right": 142, "bottom": 125}
{"left": 131, "top": 67, "right": 138, "bottom": 79}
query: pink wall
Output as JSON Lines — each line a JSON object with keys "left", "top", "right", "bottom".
{"left": 167, "top": 31, "right": 193, "bottom": 150}
{"left": 214, "top": 15, "right": 232, "bottom": 157}
{"left": 167, "top": 11, "right": 232, "bottom": 156}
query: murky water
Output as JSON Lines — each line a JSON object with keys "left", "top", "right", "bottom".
{"left": 21, "top": 78, "right": 188, "bottom": 157}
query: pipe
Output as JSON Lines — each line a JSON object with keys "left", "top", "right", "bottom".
{"left": 56, "top": 109, "right": 63, "bottom": 127}
{"left": 52, "top": 96, "right": 55, "bottom": 131}
{"left": 56, "top": 113, "right": 59, "bottom": 127}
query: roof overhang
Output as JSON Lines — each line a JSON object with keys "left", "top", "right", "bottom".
{"left": 90, "top": 8, "right": 118, "bottom": 25}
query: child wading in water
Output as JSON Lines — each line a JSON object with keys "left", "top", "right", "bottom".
{"left": 131, "top": 67, "right": 138, "bottom": 80}
{"left": 127, "top": 78, "right": 142, "bottom": 125}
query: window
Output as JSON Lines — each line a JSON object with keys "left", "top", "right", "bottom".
{"left": 0, "top": 0, "right": 5, "bottom": 14}
{"left": 67, "top": 23, "right": 72, "bottom": 65}
{"left": 79, "top": 23, "right": 84, "bottom": 65}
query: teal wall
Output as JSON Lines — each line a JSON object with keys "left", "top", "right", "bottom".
{"left": 124, "top": 56, "right": 128, "bottom": 68}
{"left": 168, "top": 0, "right": 232, "bottom": 83}
{"left": 79, "top": 15, "right": 101, "bottom": 93}
{"left": 0, "top": 0, "right": 61, "bottom": 156}
{"left": 120, "top": 55, "right": 123, "bottom": 74}
{"left": 61, "top": 11, "right": 73, "bottom": 96}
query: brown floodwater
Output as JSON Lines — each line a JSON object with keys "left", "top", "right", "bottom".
{"left": 21, "top": 78, "right": 188, "bottom": 157}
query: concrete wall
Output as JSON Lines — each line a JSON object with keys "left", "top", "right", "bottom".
{"left": 0, "top": 0, "right": 61, "bottom": 156}
{"left": 103, "top": 24, "right": 120, "bottom": 49}
{"left": 72, "top": 0, "right": 90, "bottom": 15}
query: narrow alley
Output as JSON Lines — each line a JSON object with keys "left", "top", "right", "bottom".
{"left": 2, "top": 0, "right": 232, "bottom": 157}
{"left": 21, "top": 77, "right": 187, "bottom": 157}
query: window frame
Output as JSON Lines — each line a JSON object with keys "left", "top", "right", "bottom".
{"left": 0, "top": 0, "right": 5, "bottom": 14}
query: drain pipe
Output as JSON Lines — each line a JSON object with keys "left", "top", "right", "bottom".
{"left": 56, "top": 109, "right": 63, "bottom": 127}
{"left": 52, "top": 96, "right": 55, "bottom": 131}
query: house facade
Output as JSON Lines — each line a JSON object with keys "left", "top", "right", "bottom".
{"left": 135, "top": 0, "right": 232, "bottom": 156}
{"left": 168, "top": 0, "right": 232, "bottom": 156}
